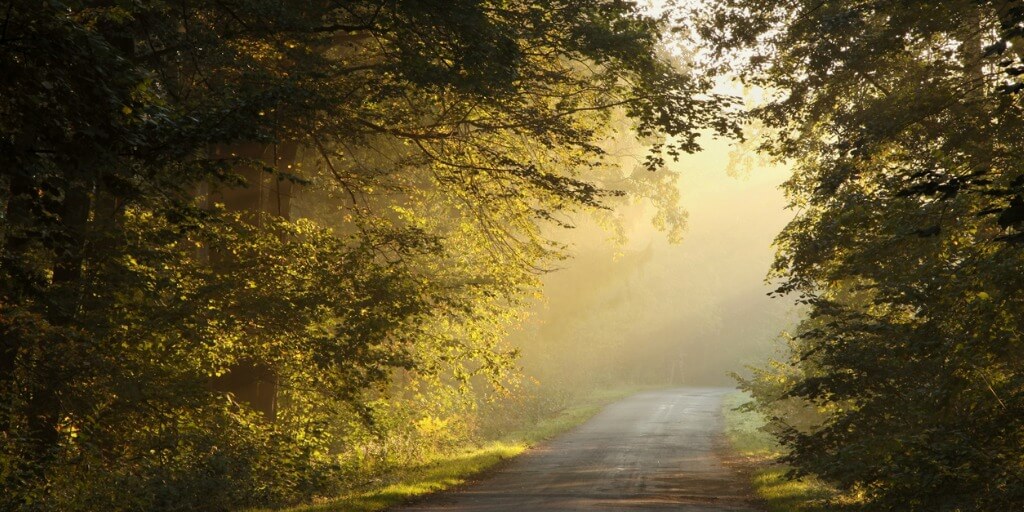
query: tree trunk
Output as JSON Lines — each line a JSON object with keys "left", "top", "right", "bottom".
{"left": 208, "top": 141, "right": 299, "bottom": 421}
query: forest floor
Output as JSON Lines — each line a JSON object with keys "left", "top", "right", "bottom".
{"left": 264, "top": 385, "right": 655, "bottom": 512}
{"left": 720, "top": 392, "right": 834, "bottom": 512}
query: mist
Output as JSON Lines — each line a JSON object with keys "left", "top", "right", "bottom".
{"left": 513, "top": 135, "right": 796, "bottom": 390}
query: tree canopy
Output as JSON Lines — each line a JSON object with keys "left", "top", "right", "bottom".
{"left": 701, "top": 0, "right": 1024, "bottom": 509}
{"left": 0, "top": 1, "right": 733, "bottom": 510}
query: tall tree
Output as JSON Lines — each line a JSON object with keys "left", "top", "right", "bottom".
{"left": 0, "top": 1, "right": 732, "bottom": 509}
{"left": 701, "top": 0, "right": 1024, "bottom": 509}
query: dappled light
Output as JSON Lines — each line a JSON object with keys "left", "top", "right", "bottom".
{"left": 3, "top": 1, "right": 1021, "bottom": 511}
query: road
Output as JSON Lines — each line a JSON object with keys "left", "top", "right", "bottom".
{"left": 397, "top": 387, "right": 760, "bottom": 511}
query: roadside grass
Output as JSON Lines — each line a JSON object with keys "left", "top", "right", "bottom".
{"left": 262, "top": 385, "right": 654, "bottom": 512}
{"left": 722, "top": 392, "right": 834, "bottom": 512}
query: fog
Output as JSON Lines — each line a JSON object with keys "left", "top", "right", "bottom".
{"left": 514, "top": 135, "right": 796, "bottom": 390}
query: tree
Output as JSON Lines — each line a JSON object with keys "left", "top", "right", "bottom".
{"left": 700, "top": 0, "right": 1024, "bottom": 509}
{"left": 1, "top": 1, "right": 732, "bottom": 509}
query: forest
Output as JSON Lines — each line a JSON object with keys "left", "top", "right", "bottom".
{"left": 3, "top": 1, "right": 1024, "bottom": 511}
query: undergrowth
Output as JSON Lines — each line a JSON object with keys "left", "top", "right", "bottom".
{"left": 249, "top": 385, "right": 654, "bottom": 512}
{"left": 721, "top": 391, "right": 834, "bottom": 512}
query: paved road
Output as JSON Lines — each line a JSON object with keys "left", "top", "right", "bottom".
{"left": 397, "top": 387, "right": 760, "bottom": 511}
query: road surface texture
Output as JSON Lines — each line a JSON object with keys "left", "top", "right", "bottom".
{"left": 397, "top": 387, "right": 759, "bottom": 511}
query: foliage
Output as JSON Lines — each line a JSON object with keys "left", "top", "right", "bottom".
{"left": 251, "top": 385, "right": 647, "bottom": 512}
{"left": 721, "top": 392, "right": 833, "bottom": 512}
{"left": 700, "top": 0, "right": 1024, "bottom": 509}
{"left": 1, "top": 1, "right": 733, "bottom": 510}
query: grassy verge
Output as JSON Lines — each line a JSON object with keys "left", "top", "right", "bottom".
{"left": 266, "top": 385, "right": 653, "bottom": 512}
{"left": 721, "top": 391, "right": 834, "bottom": 512}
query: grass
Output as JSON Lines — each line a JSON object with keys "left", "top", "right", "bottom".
{"left": 262, "top": 385, "right": 654, "bottom": 512}
{"left": 275, "top": 445, "right": 521, "bottom": 512}
{"left": 721, "top": 391, "right": 835, "bottom": 512}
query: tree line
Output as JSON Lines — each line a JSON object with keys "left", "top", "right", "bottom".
{"left": 701, "top": 0, "right": 1024, "bottom": 510}
{"left": 0, "top": 1, "right": 731, "bottom": 510}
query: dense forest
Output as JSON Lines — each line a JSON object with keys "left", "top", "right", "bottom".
{"left": 703, "top": 0, "right": 1024, "bottom": 510}
{"left": 4, "top": 1, "right": 1024, "bottom": 511}
{"left": 0, "top": 1, "right": 735, "bottom": 510}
